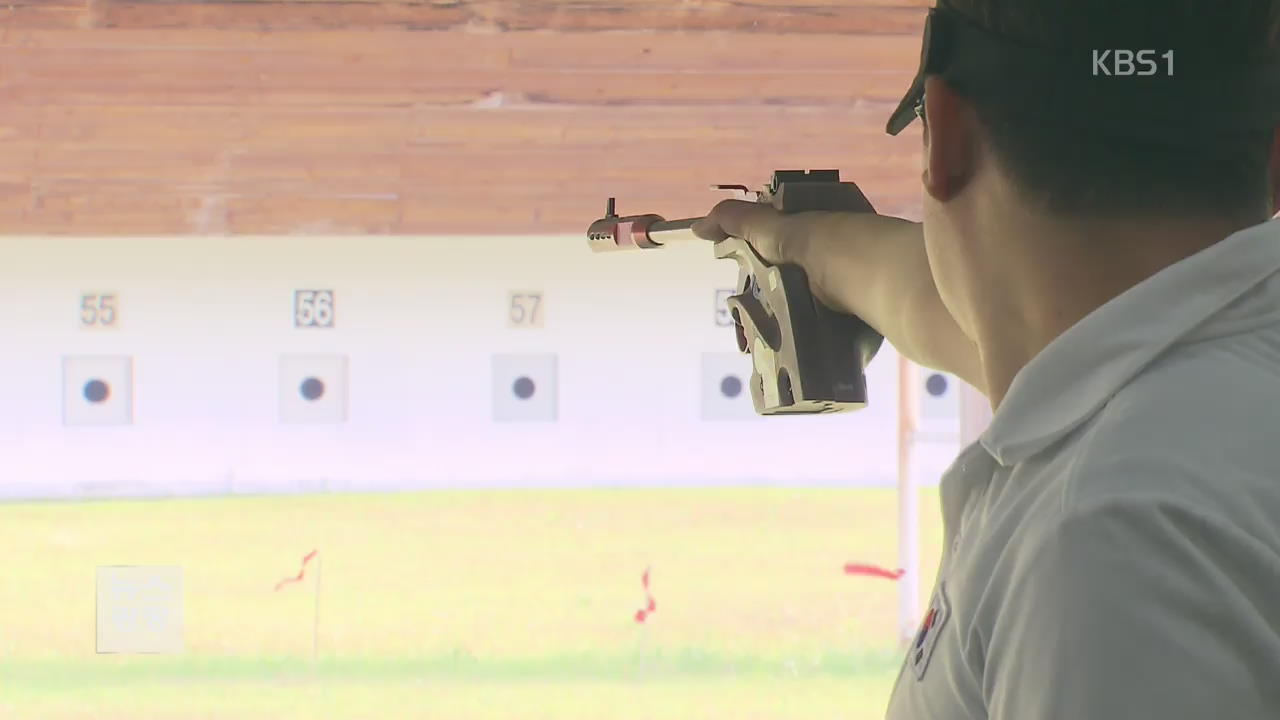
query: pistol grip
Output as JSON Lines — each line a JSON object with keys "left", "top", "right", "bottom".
{"left": 720, "top": 171, "right": 886, "bottom": 415}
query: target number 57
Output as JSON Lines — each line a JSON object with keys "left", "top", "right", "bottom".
{"left": 508, "top": 291, "right": 544, "bottom": 328}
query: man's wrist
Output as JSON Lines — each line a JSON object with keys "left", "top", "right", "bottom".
{"left": 779, "top": 212, "right": 827, "bottom": 267}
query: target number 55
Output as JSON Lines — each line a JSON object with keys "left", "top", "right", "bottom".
{"left": 80, "top": 293, "right": 119, "bottom": 328}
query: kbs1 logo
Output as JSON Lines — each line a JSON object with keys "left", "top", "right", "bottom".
{"left": 1092, "top": 49, "right": 1175, "bottom": 76}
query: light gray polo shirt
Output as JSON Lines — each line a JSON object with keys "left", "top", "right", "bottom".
{"left": 885, "top": 218, "right": 1280, "bottom": 719}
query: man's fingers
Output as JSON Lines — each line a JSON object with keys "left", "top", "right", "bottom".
{"left": 692, "top": 200, "right": 787, "bottom": 259}
{"left": 690, "top": 217, "right": 729, "bottom": 242}
{"left": 702, "top": 199, "right": 781, "bottom": 242}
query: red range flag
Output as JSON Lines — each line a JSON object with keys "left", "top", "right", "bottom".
{"left": 275, "top": 549, "right": 318, "bottom": 591}
{"left": 634, "top": 566, "right": 657, "bottom": 623}
{"left": 843, "top": 562, "right": 906, "bottom": 581}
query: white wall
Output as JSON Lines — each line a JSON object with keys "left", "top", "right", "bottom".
{"left": 0, "top": 235, "right": 960, "bottom": 499}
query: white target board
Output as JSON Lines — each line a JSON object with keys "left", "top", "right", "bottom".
{"left": 63, "top": 355, "right": 134, "bottom": 426}
{"left": 279, "top": 354, "right": 349, "bottom": 424}
{"left": 917, "top": 371, "right": 961, "bottom": 443}
{"left": 700, "top": 352, "right": 758, "bottom": 421}
{"left": 492, "top": 353, "right": 558, "bottom": 422}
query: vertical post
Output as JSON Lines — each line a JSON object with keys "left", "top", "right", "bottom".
{"left": 897, "top": 353, "right": 920, "bottom": 648}
{"left": 313, "top": 552, "right": 322, "bottom": 663}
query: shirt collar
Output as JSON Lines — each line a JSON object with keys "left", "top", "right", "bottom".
{"left": 979, "top": 218, "right": 1280, "bottom": 467}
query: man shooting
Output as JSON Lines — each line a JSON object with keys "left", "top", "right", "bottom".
{"left": 693, "top": 1, "right": 1280, "bottom": 717}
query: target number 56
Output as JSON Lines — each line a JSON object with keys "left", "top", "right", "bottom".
{"left": 295, "top": 290, "right": 335, "bottom": 328}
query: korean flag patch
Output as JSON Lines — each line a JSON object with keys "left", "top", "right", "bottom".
{"left": 911, "top": 582, "right": 951, "bottom": 680}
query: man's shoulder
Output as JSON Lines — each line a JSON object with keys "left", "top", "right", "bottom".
{"left": 1059, "top": 337, "right": 1280, "bottom": 546}
{"left": 1088, "top": 331, "right": 1280, "bottom": 452}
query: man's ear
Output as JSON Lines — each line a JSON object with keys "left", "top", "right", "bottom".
{"left": 921, "top": 75, "right": 978, "bottom": 204}
{"left": 1269, "top": 125, "right": 1280, "bottom": 217}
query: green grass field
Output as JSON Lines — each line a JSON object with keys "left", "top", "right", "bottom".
{"left": 0, "top": 487, "right": 943, "bottom": 719}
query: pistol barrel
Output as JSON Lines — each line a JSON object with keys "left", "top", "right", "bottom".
{"left": 647, "top": 218, "right": 703, "bottom": 245}
{"left": 586, "top": 215, "right": 706, "bottom": 252}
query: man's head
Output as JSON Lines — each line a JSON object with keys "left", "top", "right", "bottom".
{"left": 909, "top": 0, "right": 1280, "bottom": 404}
{"left": 922, "top": 0, "right": 1280, "bottom": 220}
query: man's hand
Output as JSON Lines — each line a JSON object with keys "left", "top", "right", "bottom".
{"left": 691, "top": 200, "right": 811, "bottom": 266}
{"left": 692, "top": 199, "right": 856, "bottom": 316}
{"left": 690, "top": 199, "right": 911, "bottom": 317}
{"left": 692, "top": 200, "right": 987, "bottom": 395}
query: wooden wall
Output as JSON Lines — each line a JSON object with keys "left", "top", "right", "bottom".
{"left": 0, "top": 1, "right": 927, "bottom": 236}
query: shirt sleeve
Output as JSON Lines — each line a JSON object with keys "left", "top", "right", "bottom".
{"left": 984, "top": 496, "right": 1280, "bottom": 720}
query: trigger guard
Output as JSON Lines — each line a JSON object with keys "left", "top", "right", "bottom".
{"left": 725, "top": 293, "right": 780, "bottom": 351}
{"left": 713, "top": 235, "right": 772, "bottom": 279}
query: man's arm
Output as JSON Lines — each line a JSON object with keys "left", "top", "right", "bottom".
{"left": 696, "top": 202, "right": 987, "bottom": 395}
{"left": 806, "top": 215, "right": 986, "bottom": 396}
{"left": 984, "top": 496, "right": 1280, "bottom": 718}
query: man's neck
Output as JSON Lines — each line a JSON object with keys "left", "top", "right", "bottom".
{"left": 970, "top": 213, "right": 1269, "bottom": 411}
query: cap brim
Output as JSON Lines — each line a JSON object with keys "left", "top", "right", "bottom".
{"left": 885, "top": 74, "right": 925, "bottom": 135}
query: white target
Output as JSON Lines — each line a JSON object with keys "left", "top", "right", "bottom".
{"left": 492, "top": 353, "right": 558, "bottom": 422}
{"left": 700, "top": 352, "right": 758, "bottom": 421}
{"left": 279, "top": 354, "right": 348, "bottom": 424}
{"left": 63, "top": 355, "right": 134, "bottom": 426}
{"left": 917, "top": 371, "right": 960, "bottom": 442}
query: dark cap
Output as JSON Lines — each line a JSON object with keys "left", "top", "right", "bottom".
{"left": 886, "top": 4, "right": 1280, "bottom": 140}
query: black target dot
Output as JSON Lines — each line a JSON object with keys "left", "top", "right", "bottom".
{"left": 82, "top": 379, "right": 110, "bottom": 404}
{"left": 926, "top": 373, "right": 949, "bottom": 398}
{"left": 299, "top": 377, "right": 326, "bottom": 401}
{"left": 720, "top": 375, "right": 743, "bottom": 398}
{"left": 512, "top": 376, "right": 536, "bottom": 400}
